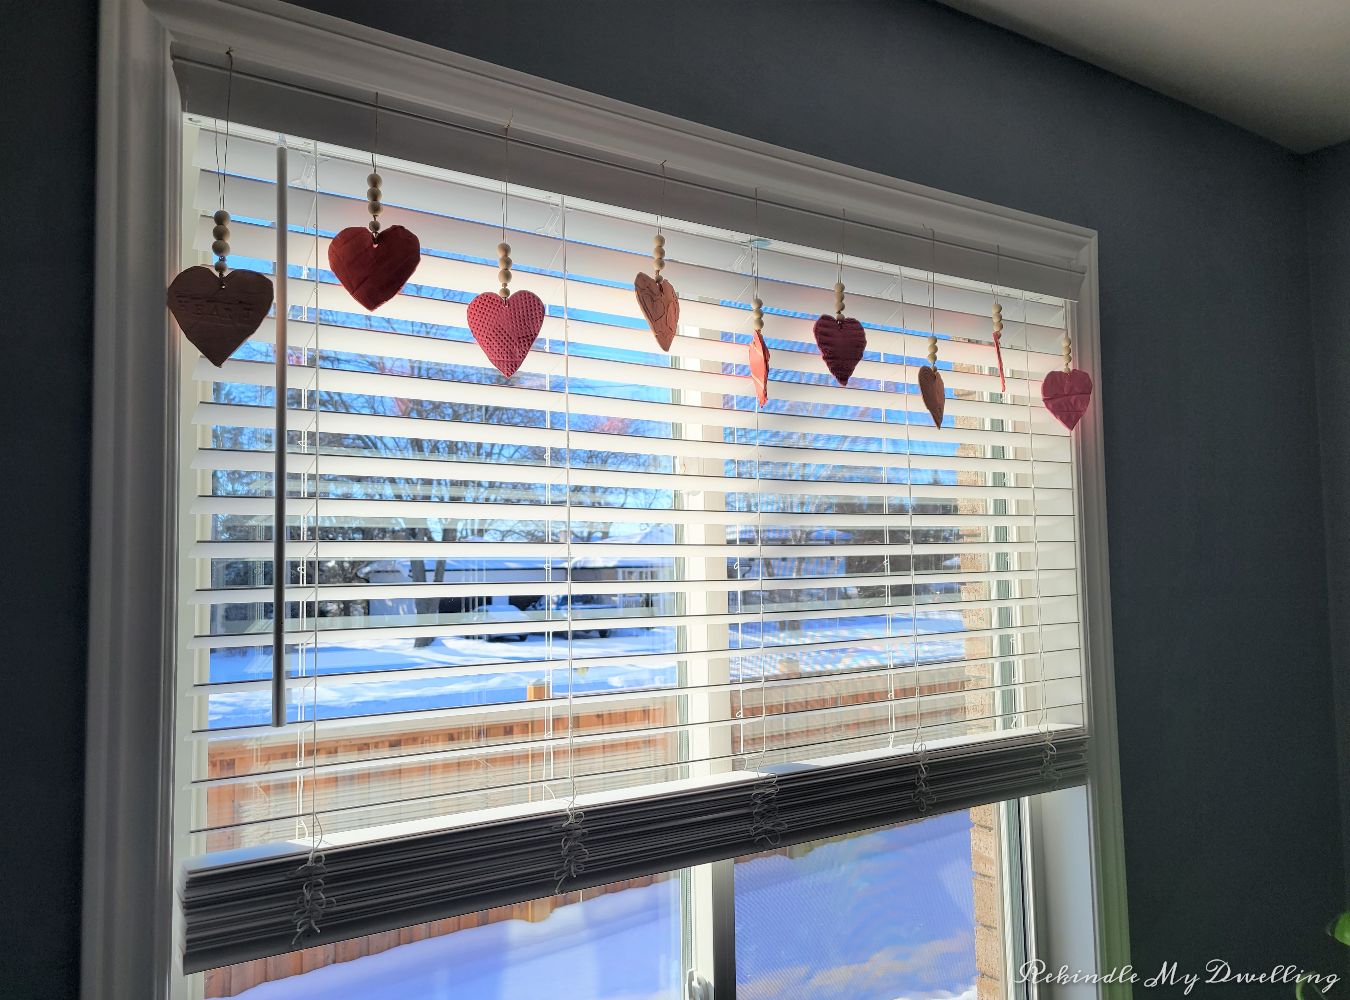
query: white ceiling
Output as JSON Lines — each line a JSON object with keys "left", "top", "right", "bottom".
{"left": 937, "top": 0, "right": 1350, "bottom": 153}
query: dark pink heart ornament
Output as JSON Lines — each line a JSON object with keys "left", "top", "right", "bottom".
{"left": 1041, "top": 368, "right": 1093, "bottom": 431}
{"left": 167, "top": 265, "right": 274, "bottom": 367}
{"left": 328, "top": 224, "right": 421, "bottom": 311}
{"left": 918, "top": 365, "right": 946, "bottom": 426}
{"left": 812, "top": 314, "right": 866, "bottom": 386}
{"left": 749, "top": 331, "right": 771, "bottom": 405}
{"left": 467, "top": 290, "right": 546, "bottom": 377}
{"left": 634, "top": 272, "right": 680, "bottom": 351}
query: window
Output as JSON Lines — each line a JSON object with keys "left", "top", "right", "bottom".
{"left": 171, "top": 112, "right": 1093, "bottom": 997}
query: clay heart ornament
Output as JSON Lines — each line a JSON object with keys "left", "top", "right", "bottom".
{"left": 328, "top": 224, "right": 422, "bottom": 311}
{"left": 634, "top": 272, "right": 680, "bottom": 351}
{"left": 1041, "top": 368, "right": 1093, "bottom": 431}
{"left": 467, "top": 290, "right": 546, "bottom": 377}
{"left": 167, "top": 265, "right": 274, "bottom": 367}
{"left": 749, "top": 331, "right": 771, "bottom": 405}
{"left": 812, "top": 315, "right": 866, "bottom": 386}
{"left": 918, "top": 366, "right": 946, "bottom": 426}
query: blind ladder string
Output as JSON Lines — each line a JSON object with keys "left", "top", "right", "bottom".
{"left": 555, "top": 196, "right": 589, "bottom": 894}
{"left": 889, "top": 263, "right": 914, "bottom": 754}
{"left": 747, "top": 198, "right": 783, "bottom": 847}
{"left": 910, "top": 234, "right": 938, "bottom": 815}
{"left": 293, "top": 139, "right": 332, "bottom": 944}
{"left": 1022, "top": 290, "right": 1056, "bottom": 783}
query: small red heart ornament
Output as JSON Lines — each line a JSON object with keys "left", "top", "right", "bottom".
{"left": 1041, "top": 368, "right": 1093, "bottom": 431}
{"left": 467, "top": 290, "right": 546, "bottom": 377}
{"left": 167, "top": 265, "right": 274, "bottom": 367}
{"left": 328, "top": 224, "right": 421, "bottom": 311}
{"left": 749, "top": 331, "right": 771, "bottom": 405}
{"left": 634, "top": 272, "right": 680, "bottom": 351}
{"left": 918, "top": 366, "right": 946, "bottom": 426}
{"left": 812, "top": 315, "right": 866, "bottom": 386}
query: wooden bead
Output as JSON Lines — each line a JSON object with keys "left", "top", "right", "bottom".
{"left": 752, "top": 297, "right": 763, "bottom": 310}
{"left": 367, "top": 172, "right": 382, "bottom": 187}
{"left": 210, "top": 239, "right": 229, "bottom": 256}
{"left": 498, "top": 268, "right": 512, "bottom": 283}
{"left": 368, "top": 201, "right": 383, "bottom": 216}
{"left": 212, "top": 224, "right": 230, "bottom": 241}
{"left": 367, "top": 187, "right": 382, "bottom": 202}
{"left": 833, "top": 281, "right": 845, "bottom": 294}
{"left": 212, "top": 209, "right": 230, "bottom": 226}
{"left": 499, "top": 255, "right": 512, "bottom": 269}
{"left": 653, "top": 233, "right": 665, "bottom": 247}
{"left": 214, "top": 258, "right": 228, "bottom": 277}
{"left": 498, "top": 242, "right": 511, "bottom": 255}
{"left": 368, "top": 220, "right": 382, "bottom": 234}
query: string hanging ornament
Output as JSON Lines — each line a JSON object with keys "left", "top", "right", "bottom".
{"left": 812, "top": 210, "right": 866, "bottom": 386}
{"left": 917, "top": 231, "right": 946, "bottom": 426}
{"left": 467, "top": 115, "right": 546, "bottom": 378}
{"left": 1040, "top": 306, "right": 1093, "bottom": 431}
{"left": 166, "top": 50, "right": 275, "bottom": 367}
{"left": 327, "top": 94, "right": 422, "bottom": 311}
{"left": 633, "top": 161, "right": 680, "bottom": 351}
{"left": 747, "top": 189, "right": 770, "bottom": 405}
{"left": 991, "top": 246, "right": 1007, "bottom": 392}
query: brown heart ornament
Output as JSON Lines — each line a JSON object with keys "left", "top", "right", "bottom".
{"left": 1041, "top": 368, "right": 1093, "bottom": 431}
{"left": 918, "top": 365, "right": 946, "bottom": 426}
{"left": 634, "top": 272, "right": 680, "bottom": 351}
{"left": 167, "top": 265, "right": 275, "bottom": 367}
{"left": 812, "top": 314, "right": 866, "bottom": 386}
{"left": 328, "top": 224, "right": 421, "bottom": 311}
{"left": 467, "top": 290, "right": 546, "bottom": 377}
{"left": 749, "top": 331, "right": 771, "bottom": 405}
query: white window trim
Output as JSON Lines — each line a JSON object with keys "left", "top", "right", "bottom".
{"left": 86, "top": 1, "right": 1128, "bottom": 997}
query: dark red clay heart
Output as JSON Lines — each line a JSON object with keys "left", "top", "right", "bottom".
{"left": 749, "top": 331, "right": 771, "bottom": 405}
{"left": 328, "top": 224, "right": 421, "bottom": 312}
{"left": 634, "top": 272, "right": 680, "bottom": 351}
{"left": 918, "top": 366, "right": 946, "bottom": 426}
{"left": 812, "top": 314, "right": 866, "bottom": 386}
{"left": 1041, "top": 368, "right": 1093, "bottom": 431}
{"left": 167, "top": 265, "right": 274, "bottom": 367}
{"left": 467, "top": 289, "right": 546, "bottom": 377}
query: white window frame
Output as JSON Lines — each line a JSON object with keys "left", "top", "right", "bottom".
{"left": 86, "top": 1, "right": 1128, "bottom": 997}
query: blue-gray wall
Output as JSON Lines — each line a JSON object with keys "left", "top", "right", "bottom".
{"left": 1307, "top": 137, "right": 1350, "bottom": 907}
{"left": 2, "top": 1, "right": 1344, "bottom": 996}
{"left": 0, "top": 1, "right": 97, "bottom": 998}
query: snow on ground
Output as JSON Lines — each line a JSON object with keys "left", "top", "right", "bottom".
{"left": 206, "top": 613, "right": 969, "bottom": 728}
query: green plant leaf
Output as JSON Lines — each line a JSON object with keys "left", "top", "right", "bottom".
{"left": 1327, "top": 911, "right": 1350, "bottom": 947}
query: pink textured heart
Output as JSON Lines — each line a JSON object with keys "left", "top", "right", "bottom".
{"left": 328, "top": 224, "right": 421, "bottom": 312}
{"left": 749, "top": 331, "right": 771, "bottom": 405}
{"left": 812, "top": 314, "right": 866, "bottom": 386}
{"left": 167, "top": 265, "right": 274, "bottom": 367}
{"left": 467, "top": 290, "right": 546, "bottom": 377}
{"left": 634, "top": 272, "right": 679, "bottom": 351}
{"left": 918, "top": 366, "right": 946, "bottom": 426}
{"left": 1041, "top": 368, "right": 1093, "bottom": 431}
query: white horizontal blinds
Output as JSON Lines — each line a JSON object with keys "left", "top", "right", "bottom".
{"left": 182, "top": 121, "right": 1084, "bottom": 859}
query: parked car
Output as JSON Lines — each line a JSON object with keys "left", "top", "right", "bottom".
{"left": 466, "top": 600, "right": 532, "bottom": 642}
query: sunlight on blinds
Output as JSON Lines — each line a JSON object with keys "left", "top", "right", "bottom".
{"left": 179, "top": 120, "right": 1084, "bottom": 860}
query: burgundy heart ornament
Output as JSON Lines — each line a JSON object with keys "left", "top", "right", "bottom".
{"left": 167, "top": 265, "right": 274, "bottom": 367}
{"left": 749, "top": 331, "right": 771, "bottom": 405}
{"left": 467, "top": 290, "right": 546, "bottom": 377}
{"left": 1041, "top": 368, "right": 1093, "bottom": 431}
{"left": 918, "top": 366, "right": 946, "bottom": 426}
{"left": 812, "top": 315, "right": 866, "bottom": 386}
{"left": 328, "top": 224, "right": 422, "bottom": 312}
{"left": 634, "top": 272, "right": 680, "bottom": 351}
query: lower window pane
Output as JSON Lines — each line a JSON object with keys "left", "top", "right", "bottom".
{"left": 200, "top": 873, "right": 685, "bottom": 999}
{"left": 734, "top": 806, "right": 1013, "bottom": 1000}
